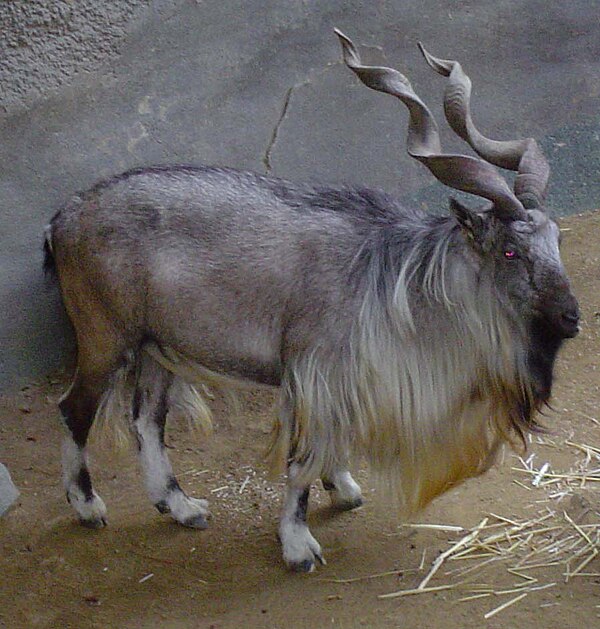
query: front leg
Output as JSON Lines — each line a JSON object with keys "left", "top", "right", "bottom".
{"left": 279, "top": 463, "right": 325, "bottom": 572}
{"left": 322, "top": 469, "right": 363, "bottom": 511}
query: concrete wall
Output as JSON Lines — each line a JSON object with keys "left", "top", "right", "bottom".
{"left": 1, "top": 0, "right": 599, "bottom": 391}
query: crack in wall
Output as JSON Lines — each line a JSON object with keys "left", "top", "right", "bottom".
{"left": 262, "top": 85, "right": 294, "bottom": 174}
{"left": 261, "top": 55, "right": 385, "bottom": 176}
{"left": 262, "top": 61, "right": 341, "bottom": 175}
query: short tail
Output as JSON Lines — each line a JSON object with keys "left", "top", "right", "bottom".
{"left": 43, "top": 224, "right": 56, "bottom": 276}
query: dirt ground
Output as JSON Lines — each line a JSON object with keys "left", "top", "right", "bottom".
{"left": 1, "top": 211, "right": 600, "bottom": 629}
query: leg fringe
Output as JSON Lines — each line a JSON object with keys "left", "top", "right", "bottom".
{"left": 89, "top": 359, "right": 214, "bottom": 450}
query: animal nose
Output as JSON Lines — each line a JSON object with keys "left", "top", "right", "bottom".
{"left": 560, "top": 303, "right": 580, "bottom": 337}
{"left": 562, "top": 310, "right": 579, "bottom": 326}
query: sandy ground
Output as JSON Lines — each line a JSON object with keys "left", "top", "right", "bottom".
{"left": 1, "top": 211, "right": 599, "bottom": 629}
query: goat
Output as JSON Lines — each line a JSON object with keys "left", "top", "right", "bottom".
{"left": 43, "top": 31, "right": 579, "bottom": 572}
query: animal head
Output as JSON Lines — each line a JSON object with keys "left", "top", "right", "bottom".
{"left": 451, "top": 200, "right": 579, "bottom": 338}
{"left": 335, "top": 30, "right": 579, "bottom": 339}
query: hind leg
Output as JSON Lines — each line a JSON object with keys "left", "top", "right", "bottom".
{"left": 60, "top": 361, "right": 115, "bottom": 529}
{"left": 133, "top": 353, "right": 210, "bottom": 529}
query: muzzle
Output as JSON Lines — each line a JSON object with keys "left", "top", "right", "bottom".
{"left": 554, "top": 292, "right": 580, "bottom": 339}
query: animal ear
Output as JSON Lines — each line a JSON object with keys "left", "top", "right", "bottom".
{"left": 449, "top": 197, "right": 488, "bottom": 243}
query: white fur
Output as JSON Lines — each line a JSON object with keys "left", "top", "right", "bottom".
{"left": 165, "top": 493, "right": 210, "bottom": 525}
{"left": 61, "top": 437, "right": 107, "bottom": 525}
{"left": 271, "top": 223, "right": 532, "bottom": 516}
{"left": 326, "top": 470, "right": 363, "bottom": 508}
{"left": 279, "top": 518, "right": 323, "bottom": 572}
{"left": 279, "top": 486, "right": 324, "bottom": 571}
{"left": 135, "top": 405, "right": 209, "bottom": 526}
{"left": 136, "top": 417, "right": 174, "bottom": 503}
{"left": 279, "top": 464, "right": 324, "bottom": 570}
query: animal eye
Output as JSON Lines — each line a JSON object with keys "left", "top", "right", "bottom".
{"left": 504, "top": 249, "right": 517, "bottom": 260}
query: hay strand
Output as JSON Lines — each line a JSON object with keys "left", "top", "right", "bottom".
{"left": 483, "top": 593, "right": 528, "bottom": 619}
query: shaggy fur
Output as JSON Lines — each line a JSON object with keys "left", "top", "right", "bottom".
{"left": 44, "top": 168, "right": 572, "bottom": 509}
{"left": 270, "top": 212, "right": 541, "bottom": 513}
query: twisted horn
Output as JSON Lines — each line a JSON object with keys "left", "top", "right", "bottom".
{"left": 334, "top": 29, "right": 527, "bottom": 220}
{"left": 418, "top": 44, "right": 550, "bottom": 210}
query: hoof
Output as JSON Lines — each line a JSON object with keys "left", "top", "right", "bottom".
{"left": 287, "top": 550, "right": 326, "bottom": 573}
{"left": 323, "top": 472, "right": 363, "bottom": 512}
{"left": 289, "top": 558, "right": 316, "bottom": 573}
{"left": 333, "top": 495, "right": 364, "bottom": 512}
{"left": 161, "top": 493, "right": 211, "bottom": 528}
{"left": 281, "top": 523, "right": 326, "bottom": 573}
{"left": 181, "top": 513, "right": 210, "bottom": 530}
{"left": 155, "top": 500, "right": 171, "bottom": 514}
{"left": 68, "top": 490, "right": 107, "bottom": 529}
{"left": 80, "top": 515, "right": 107, "bottom": 529}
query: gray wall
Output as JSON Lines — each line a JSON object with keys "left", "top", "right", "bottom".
{"left": 1, "top": 0, "right": 599, "bottom": 391}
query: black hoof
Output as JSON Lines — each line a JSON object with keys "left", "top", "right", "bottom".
{"left": 181, "top": 514, "right": 210, "bottom": 529}
{"left": 155, "top": 500, "right": 171, "bottom": 514}
{"left": 289, "top": 559, "right": 315, "bottom": 573}
{"left": 335, "top": 496, "right": 364, "bottom": 512}
{"left": 80, "top": 515, "right": 107, "bottom": 529}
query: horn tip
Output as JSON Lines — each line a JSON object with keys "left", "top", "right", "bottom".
{"left": 417, "top": 43, "right": 453, "bottom": 77}
{"left": 333, "top": 28, "right": 358, "bottom": 65}
{"left": 418, "top": 42, "right": 437, "bottom": 67}
{"left": 333, "top": 27, "right": 351, "bottom": 45}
